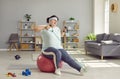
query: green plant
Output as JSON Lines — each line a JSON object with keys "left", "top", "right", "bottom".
{"left": 69, "top": 17, "right": 75, "bottom": 20}
{"left": 85, "top": 33, "right": 96, "bottom": 40}
{"left": 24, "top": 14, "right": 31, "bottom": 21}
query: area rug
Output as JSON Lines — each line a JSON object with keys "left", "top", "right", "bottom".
{"left": 75, "top": 58, "right": 120, "bottom": 68}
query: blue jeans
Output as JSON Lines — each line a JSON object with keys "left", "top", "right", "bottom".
{"left": 43, "top": 47, "right": 81, "bottom": 72}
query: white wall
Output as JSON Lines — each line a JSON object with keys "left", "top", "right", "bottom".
{"left": 0, "top": 0, "right": 93, "bottom": 48}
{"left": 109, "top": 0, "right": 120, "bottom": 33}
{"left": 93, "top": 0, "right": 105, "bottom": 34}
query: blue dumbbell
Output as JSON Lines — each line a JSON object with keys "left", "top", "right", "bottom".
{"left": 22, "top": 69, "right": 31, "bottom": 76}
{"left": 15, "top": 55, "right": 21, "bottom": 60}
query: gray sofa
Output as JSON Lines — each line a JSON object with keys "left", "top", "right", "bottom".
{"left": 85, "top": 33, "right": 120, "bottom": 59}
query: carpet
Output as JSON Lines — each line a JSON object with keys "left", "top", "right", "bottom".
{"left": 75, "top": 58, "right": 120, "bottom": 68}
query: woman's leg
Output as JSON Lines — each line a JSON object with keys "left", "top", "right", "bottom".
{"left": 43, "top": 47, "right": 62, "bottom": 70}
{"left": 58, "top": 49, "right": 81, "bottom": 72}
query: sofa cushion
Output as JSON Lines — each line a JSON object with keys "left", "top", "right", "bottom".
{"left": 86, "top": 42, "right": 101, "bottom": 49}
{"left": 96, "top": 33, "right": 106, "bottom": 43}
{"left": 103, "top": 34, "right": 110, "bottom": 40}
{"left": 101, "top": 40, "right": 113, "bottom": 44}
{"left": 108, "top": 33, "right": 120, "bottom": 42}
{"left": 114, "top": 35, "right": 120, "bottom": 42}
{"left": 101, "top": 40, "right": 119, "bottom": 45}
{"left": 108, "top": 33, "right": 115, "bottom": 40}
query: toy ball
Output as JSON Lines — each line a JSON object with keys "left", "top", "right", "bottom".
{"left": 37, "top": 55, "right": 63, "bottom": 72}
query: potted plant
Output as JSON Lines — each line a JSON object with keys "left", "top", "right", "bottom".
{"left": 24, "top": 14, "right": 31, "bottom": 21}
{"left": 69, "top": 17, "right": 75, "bottom": 22}
{"left": 85, "top": 33, "right": 96, "bottom": 41}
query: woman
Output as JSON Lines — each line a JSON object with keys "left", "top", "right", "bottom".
{"left": 33, "top": 15, "right": 86, "bottom": 75}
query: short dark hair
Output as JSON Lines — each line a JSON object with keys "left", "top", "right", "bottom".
{"left": 46, "top": 15, "right": 59, "bottom": 23}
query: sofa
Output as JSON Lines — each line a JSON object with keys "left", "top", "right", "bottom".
{"left": 85, "top": 33, "right": 120, "bottom": 59}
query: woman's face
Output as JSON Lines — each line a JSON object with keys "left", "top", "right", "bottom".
{"left": 49, "top": 19, "right": 57, "bottom": 27}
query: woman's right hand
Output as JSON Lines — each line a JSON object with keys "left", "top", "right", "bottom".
{"left": 45, "top": 25, "right": 51, "bottom": 30}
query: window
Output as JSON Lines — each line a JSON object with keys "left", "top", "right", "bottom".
{"left": 105, "top": 0, "right": 109, "bottom": 33}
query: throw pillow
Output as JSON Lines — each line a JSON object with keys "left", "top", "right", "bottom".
{"left": 103, "top": 34, "right": 110, "bottom": 40}
{"left": 114, "top": 35, "right": 120, "bottom": 42}
{"left": 108, "top": 33, "right": 115, "bottom": 40}
{"left": 101, "top": 40, "right": 113, "bottom": 44}
{"left": 96, "top": 33, "right": 106, "bottom": 43}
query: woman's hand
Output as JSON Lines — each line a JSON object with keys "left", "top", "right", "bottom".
{"left": 31, "top": 26, "right": 39, "bottom": 32}
{"left": 45, "top": 25, "right": 51, "bottom": 30}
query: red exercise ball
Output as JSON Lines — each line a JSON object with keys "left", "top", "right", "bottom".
{"left": 37, "top": 54, "right": 63, "bottom": 72}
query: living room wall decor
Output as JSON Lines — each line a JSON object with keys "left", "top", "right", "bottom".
{"left": 111, "top": 3, "right": 118, "bottom": 13}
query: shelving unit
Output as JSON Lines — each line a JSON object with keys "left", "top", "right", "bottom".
{"left": 18, "top": 21, "right": 42, "bottom": 51}
{"left": 63, "top": 20, "right": 80, "bottom": 51}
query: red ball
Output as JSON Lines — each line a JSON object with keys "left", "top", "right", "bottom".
{"left": 37, "top": 55, "right": 63, "bottom": 72}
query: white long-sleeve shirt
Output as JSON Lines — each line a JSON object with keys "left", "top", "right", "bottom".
{"left": 41, "top": 26, "right": 63, "bottom": 50}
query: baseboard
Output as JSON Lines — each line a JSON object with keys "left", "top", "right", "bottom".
{"left": 0, "top": 49, "right": 16, "bottom": 51}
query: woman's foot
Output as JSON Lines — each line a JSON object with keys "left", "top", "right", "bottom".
{"left": 80, "top": 65, "right": 87, "bottom": 76}
{"left": 55, "top": 68, "right": 61, "bottom": 75}
{"left": 80, "top": 68, "right": 84, "bottom": 76}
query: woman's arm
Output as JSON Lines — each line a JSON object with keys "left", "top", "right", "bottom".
{"left": 32, "top": 25, "right": 50, "bottom": 32}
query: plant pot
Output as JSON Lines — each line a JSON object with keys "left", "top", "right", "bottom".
{"left": 70, "top": 20, "right": 74, "bottom": 22}
{"left": 27, "top": 19, "right": 30, "bottom": 21}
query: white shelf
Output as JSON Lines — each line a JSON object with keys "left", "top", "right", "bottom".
{"left": 63, "top": 20, "right": 80, "bottom": 50}
{"left": 20, "top": 42, "right": 35, "bottom": 44}
{"left": 66, "top": 42, "right": 79, "bottom": 44}
{"left": 66, "top": 36, "right": 79, "bottom": 38}
{"left": 19, "top": 49, "right": 35, "bottom": 51}
{"left": 20, "top": 29, "right": 33, "bottom": 31}
{"left": 64, "top": 20, "right": 78, "bottom": 23}
{"left": 18, "top": 21, "right": 42, "bottom": 51}
{"left": 65, "top": 48, "right": 80, "bottom": 51}
{"left": 20, "top": 36, "right": 35, "bottom": 38}
{"left": 68, "top": 29, "right": 79, "bottom": 31}
{"left": 19, "top": 21, "right": 35, "bottom": 23}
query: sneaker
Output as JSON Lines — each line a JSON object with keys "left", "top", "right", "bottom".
{"left": 79, "top": 66, "right": 87, "bottom": 76}
{"left": 79, "top": 61, "right": 87, "bottom": 72}
{"left": 80, "top": 68, "right": 84, "bottom": 76}
{"left": 82, "top": 64, "right": 87, "bottom": 72}
{"left": 55, "top": 68, "right": 61, "bottom": 75}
